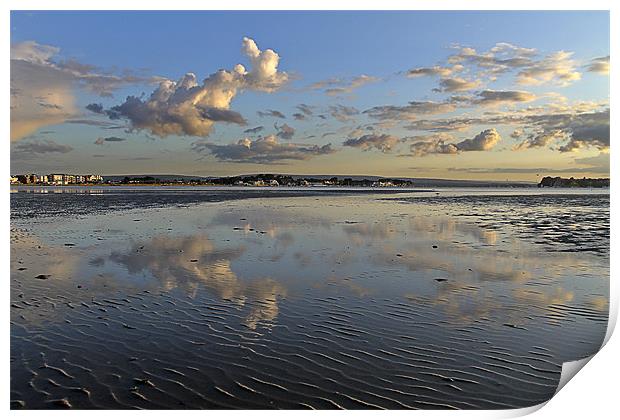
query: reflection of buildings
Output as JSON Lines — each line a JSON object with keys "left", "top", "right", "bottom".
{"left": 11, "top": 173, "right": 103, "bottom": 185}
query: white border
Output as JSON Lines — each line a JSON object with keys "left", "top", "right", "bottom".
{"left": 3, "top": 1, "right": 617, "bottom": 419}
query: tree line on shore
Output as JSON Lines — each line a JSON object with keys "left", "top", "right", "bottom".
{"left": 538, "top": 176, "right": 609, "bottom": 188}
{"left": 116, "top": 174, "right": 415, "bottom": 187}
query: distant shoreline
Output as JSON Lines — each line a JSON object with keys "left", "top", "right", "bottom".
{"left": 10, "top": 183, "right": 535, "bottom": 190}
{"left": 11, "top": 175, "right": 609, "bottom": 189}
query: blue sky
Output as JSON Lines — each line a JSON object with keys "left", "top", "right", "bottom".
{"left": 10, "top": 11, "right": 610, "bottom": 179}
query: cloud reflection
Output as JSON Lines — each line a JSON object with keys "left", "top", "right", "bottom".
{"left": 108, "top": 234, "right": 286, "bottom": 329}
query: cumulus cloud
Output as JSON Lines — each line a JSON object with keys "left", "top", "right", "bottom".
{"left": 191, "top": 134, "right": 335, "bottom": 163}
{"left": 328, "top": 104, "right": 360, "bottom": 122}
{"left": 489, "top": 43, "right": 538, "bottom": 58}
{"left": 454, "top": 128, "right": 501, "bottom": 151}
{"left": 275, "top": 123, "right": 295, "bottom": 139}
{"left": 401, "top": 102, "right": 609, "bottom": 155}
{"left": 404, "top": 118, "right": 472, "bottom": 133}
{"left": 533, "top": 109, "right": 609, "bottom": 153}
{"left": 447, "top": 43, "right": 581, "bottom": 87}
{"left": 342, "top": 129, "right": 501, "bottom": 157}
{"left": 437, "top": 77, "right": 483, "bottom": 92}
{"left": 409, "top": 134, "right": 460, "bottom": 156}
{"left": 516, "top": 51, "right": 581, "bottom": 87}
{"left": 343, "top": 134, "right": 401, "bottom": 153}
{"left": 257, "top": 109, "right": 286, "bottom": 119}
{"left": 11, "top": 44, "right": 76, "bottom": 141}
{"left": 11, "top": 41, "right": 60, "bottom": 64}
{"left": 406, "top": 66, "right": 454, "bottom": 78}
{"left": 512, "top": 130, "right": 567, "bottom": 151}
{"left": 202, "top": 107, "right": 248, "bottom": 124}
{"left": 103, "top": 72, "right": 250, "bottom": 137}
{"left": 473, "top": 90, "right": 537, "bottom": 106}
{"left": 240, "top": 37, "right": 289, "bottom": 92}
{"left": 506, "top": 107, "right": 609, "bottom": 153}
{"left": 558, "top": 120, "right": 610, "bottom": 153}
{"left": 448, "top": 43, "right": 536, "bottom": 76}
{"left": 364, "top": 101, "right": 456, "bottom": 121}
{"left": 586, "top": 56, "right": 609, "bottom": 75}
{"left": 11, "top": 41, "right": 154, "bottom": 97}
{"left": 10, "top": 41, "right": 165, "bottom": 141}
{"left": 100, "top": 37, "right": 288, "bottom": 138}
{"left": 558, "top": 139, "right": 604, "bottom": 153}
{"left": 12, "top": 139, "right": 73, "bottom": 159}
{"left": 408, "top": 129, "right": 500, "bottom": 156}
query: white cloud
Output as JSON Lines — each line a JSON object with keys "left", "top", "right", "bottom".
{"left": 473, "top": 90, "right": 537, "bottom": 106}
{"left": 438, "top": 77, "right": 483, "bottom": 92}
{"left": 343, "top": 134, "right": 401, "bottom": 153}
{"left": 103, "top": 38, "right": 288, "bottom": 137}
{"left": 406, "top": 66, "right": 454, "bottom": 78}
{"left": 409, "top": 133, "right": 460, "bottom": 156}
{"left": 516, "top": 51, "right": 581, "bottom": 87}
{"left": 446, "top": 43, "right": 582, "bottom": 87}
{"left": 10, "top": 40, "right": 158, "bottom": 141}
{"left": 512, "top": 130, "right": 567, "bottom": 151}
{"left": 241, "top": 37, "right": 289, "bottom": 92}
{"left": 192, "top": 134, "right": 335, "bottom": 163}
{"left": 454, "top": 128, "right": 501, "bottom": 151}
{"left": 586, "top": 56, "right": 609, "bottom": 75}
{"left": 408, "top": 129, "right": 501, "bottom": 156}
{"left": 364, "top": 101, "right": 456, "bottom": 121}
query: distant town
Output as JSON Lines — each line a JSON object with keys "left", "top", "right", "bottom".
{"left": 10, "top": 173, "right": 415, "bottom": 188}
{"left": 10, "top": 173, "right": 609, "bottom": 188}
{"left": 11, "top": 173, "right": 104, "bottom": 185}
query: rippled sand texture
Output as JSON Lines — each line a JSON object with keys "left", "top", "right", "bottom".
{"left": 10, "top": 189, "right": 609, "bottom": 409}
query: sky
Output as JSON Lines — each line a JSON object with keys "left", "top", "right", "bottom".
{"left": 10, "top": 11, "right": 610, "bottom": 181}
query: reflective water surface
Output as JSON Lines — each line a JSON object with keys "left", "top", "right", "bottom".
{"left": 10, "top": 188, "right": 609, "bottom": 409}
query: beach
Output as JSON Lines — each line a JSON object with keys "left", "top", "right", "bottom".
{"left": 10, "top": 187, "right": 609, "bottom": 409}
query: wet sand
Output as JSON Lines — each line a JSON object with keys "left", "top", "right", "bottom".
{"left": 10, "top": 188, "right": 609, "bottom": 409}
